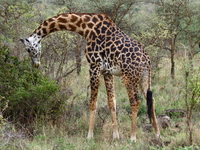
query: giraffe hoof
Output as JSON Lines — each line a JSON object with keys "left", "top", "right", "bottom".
{"left": 156, "top": 133, "right": 161, "bottom": 140}
{"left": 87, "top": 132, "right": 94, "bottom": 139}
{"left": 113, "top": 132, "right": 120, "bottom": 140}
{"left": 87, "top": 136, "right": 93, "bottom": 140}
{"left": 130, "top": 136, "right": 136, "bottom": 142}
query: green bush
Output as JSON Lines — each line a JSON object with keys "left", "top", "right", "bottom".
{"left": 0, "top": 45, "right": 61, "bottom": 128}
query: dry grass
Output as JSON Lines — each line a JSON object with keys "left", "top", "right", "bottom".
{"left": 0, "top": 55, "right": 200, "bottom": 149}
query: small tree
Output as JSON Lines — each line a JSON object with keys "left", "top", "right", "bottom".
{"left": 180, "top": 1, "right": 200, "bottom": 61}
{"left": 182, "top": 60, "right": 200, "bottom": 145}
{"left": 149, "top": 0, "right": 200, "bottom": 79}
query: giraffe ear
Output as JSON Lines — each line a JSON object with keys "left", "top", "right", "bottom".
{"left": 20, "top": 38, "right": 25, "bottom": 44}
{"left": 20, "top": 38, "right": 30, "bottom": 45}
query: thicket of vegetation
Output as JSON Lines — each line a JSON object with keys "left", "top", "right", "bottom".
{"left": 0, "top": 0, "right": 200, "bottom": 149}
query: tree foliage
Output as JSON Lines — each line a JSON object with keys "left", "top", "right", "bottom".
{"left": 182, "top": 62, "right": 200, "bottom": 145}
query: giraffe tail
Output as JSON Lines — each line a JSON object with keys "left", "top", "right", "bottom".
{"left": 147, "top": 90, "right": 153, "bottom": 124}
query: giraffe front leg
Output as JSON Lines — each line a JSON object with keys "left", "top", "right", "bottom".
{"left": 87, "top": 101, "right": 97, "bottom": 139}
{"left": 87, "top": 68, "right": 100, "bottom": 139}
{"left": 104, "top": 74, "right": 119, "bottom": 140}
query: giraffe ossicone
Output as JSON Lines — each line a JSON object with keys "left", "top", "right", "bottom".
{"left": 21, "top": 13, "right": 160, "bottom": 142}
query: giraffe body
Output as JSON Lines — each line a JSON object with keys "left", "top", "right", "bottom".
{"left": 21, "top": 13, "right": 160, "bottom": 141}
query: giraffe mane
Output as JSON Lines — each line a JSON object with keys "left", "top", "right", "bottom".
{"left": 31, "top": 13, "right": 113, "bottom": 36}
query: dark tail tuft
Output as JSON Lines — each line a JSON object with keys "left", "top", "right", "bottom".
{"left": 147, "top": 90, "right": 153, "bottom": 124}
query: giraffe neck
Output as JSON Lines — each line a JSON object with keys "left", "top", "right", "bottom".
{"left": 31, "top": 13, "right": 113, "bottom": 42}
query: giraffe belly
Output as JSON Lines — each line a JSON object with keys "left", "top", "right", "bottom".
{"left": 110, "top": 65, "right": 122, "bottom": 76}
{"left": 100, "top": 62, "right": 122, "bottom": 76}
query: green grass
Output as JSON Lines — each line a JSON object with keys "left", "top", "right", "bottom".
{"left": 1, "top": 55, "right": 200, "bottom": 149}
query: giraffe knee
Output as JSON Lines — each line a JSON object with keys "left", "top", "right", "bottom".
{"left": 131, "top": 101, "right": 140, "bottom": 112}
{"left": 108, "top": 100, "right": 116, "bottom": 111}
{"left": 89, "top": 100, "right": 98, "bottom": 111}
{"left": 131, "top": 100, "right": 140, "bottom": 107}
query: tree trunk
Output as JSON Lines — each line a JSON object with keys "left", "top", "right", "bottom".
{"left": 170, "top": 37, "right": 176, "bottom": 79}
{"left": 188, "top": 45, "right": 195, "bottom": 69}
{"left": 75, "top": 37, "right": 82, "bottom": 75}
{"left": 188, "top": 44, "right": 195, "bottom": 60}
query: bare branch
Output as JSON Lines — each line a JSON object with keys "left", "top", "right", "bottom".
{"left": 117, "top": 3, "right": 134, "bottom": 26}
{"left": 54, "top": 67, "right": 77, "bottom": 83}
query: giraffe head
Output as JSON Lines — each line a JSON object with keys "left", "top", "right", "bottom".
{"left": 20, "top": 34, "right": 42, "bottom": 68}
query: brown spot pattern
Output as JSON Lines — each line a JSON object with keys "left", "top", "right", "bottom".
{"left": 88, "top": 23, "right": 94, "bottom": 29}
{"left": 69, "top": 24, "right": 76, "bottom": 31}
{"left": 71, "top": 15, "right": 78, "bottom": 22}
{"left": 50, "top": 22, "right": 55, "bottom": 29}
{"left": 59, "top": 24, "right": 67, "bottom": 30}
{"left": 43, "top": 21, "right": 48, "bottom": 26}
{"left": 48, "top": 18, "right": 54, "bottom": 22}
{"left": 58, "top": 17, "right": 68, "bottom": 23}
{"left": 84, "top": 16, "right": 90, "bottom": 22}
{"left": 82, "top": 23, "right": 86, "bottom": 29}
{"left": 76, "top": 19, "right": 82, "bottom": 27}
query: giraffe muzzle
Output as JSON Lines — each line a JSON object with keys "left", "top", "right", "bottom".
{"left": 31, "top": 57, "right": 41, "bottom": 68}
{"left": 33, "top": 61, "right": 41, "bottom": 68}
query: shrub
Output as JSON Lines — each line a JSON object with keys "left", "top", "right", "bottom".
{"left": 0, "top": 45, "right": 61, "bottom": 131}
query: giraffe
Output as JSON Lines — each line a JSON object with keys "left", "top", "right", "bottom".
{"left": 20, "top": 13, "right": 160, "bottom": 142}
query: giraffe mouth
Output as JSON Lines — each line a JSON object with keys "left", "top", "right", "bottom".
{"left": 31, "top": 58, "right": 41, "bottom": 68}
{"left": 33, "top": 61, "right": 41, "bottom": 68}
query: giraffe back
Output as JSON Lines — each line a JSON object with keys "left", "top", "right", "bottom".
{"left": 85, "top": 19, "right": 150, "bottom": 80}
